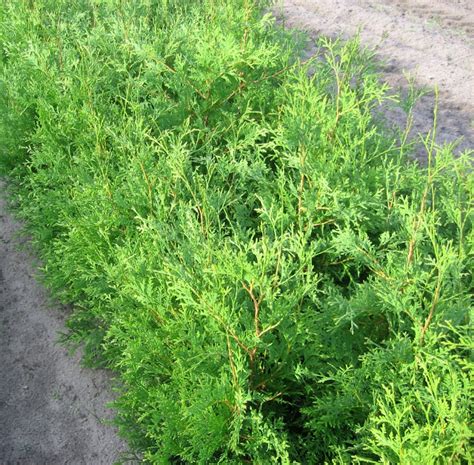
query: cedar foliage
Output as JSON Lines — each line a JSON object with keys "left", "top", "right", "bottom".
{"left": 0, "top": 0, "right": 472, "bottom": 463}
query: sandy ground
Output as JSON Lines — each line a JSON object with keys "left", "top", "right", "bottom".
{"left": 274, "top": 0, "right": 474, "bottom": 158}
{"left": 0, "top": 180, "right": 131, "bottom": 465}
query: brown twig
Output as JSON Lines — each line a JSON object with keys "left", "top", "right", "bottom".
{"left": 190, "top": 288, "right": 252, "bottom": 356}
{"left": 205, "top": 56, "right": 313, "bottom": 115}
{"left": 419, "top": 273, "right": 442, "bottom": 345}
{"left": 242, "top": 281, "right": 263, "bottom": 337}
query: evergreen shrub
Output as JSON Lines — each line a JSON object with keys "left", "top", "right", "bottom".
{"left": 0, "top": 0, "right": 472, "bottom": 463}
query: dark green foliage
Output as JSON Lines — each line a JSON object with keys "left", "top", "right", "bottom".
{"left": 0, "top": 0, "right": 472, "bottom": 463}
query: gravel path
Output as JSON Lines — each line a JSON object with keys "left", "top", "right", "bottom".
{"left": 0, "top": 180, "right": 130, "bottom": 465}
{"left": 274, "top": 0, "right": 474, "bottom": 157}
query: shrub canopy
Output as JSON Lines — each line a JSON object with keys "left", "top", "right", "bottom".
{"left": 0, "top": 0, "right": 472, "bottom": 463}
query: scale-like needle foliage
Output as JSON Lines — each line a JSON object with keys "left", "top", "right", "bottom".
{"left": 0, "top": 0, "right": 472, "bottom": 463}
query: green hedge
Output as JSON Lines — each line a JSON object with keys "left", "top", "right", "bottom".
{"left": 1, "top": 1, "right": 472, "bottom": 463}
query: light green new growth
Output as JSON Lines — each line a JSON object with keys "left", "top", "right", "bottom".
{"left": 0, "top": 0, "right": 472, "bottom": 463}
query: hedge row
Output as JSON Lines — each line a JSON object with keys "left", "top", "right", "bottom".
{"left": 0, "top": 1, "right": 472, "bottom": 463}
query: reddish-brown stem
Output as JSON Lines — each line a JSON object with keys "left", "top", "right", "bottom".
{"left": 242, "top": 281, "right": 263, "bottom": 337}
{"left": 420, "top": 274, "right": 442, "bottom": 345}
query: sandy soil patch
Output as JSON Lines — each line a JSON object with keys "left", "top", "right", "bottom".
{"left": 0, "top": 180, "right": 132, "bottom": 465}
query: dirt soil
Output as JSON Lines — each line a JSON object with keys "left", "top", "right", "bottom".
{"left": 274, "top": 0, "right": 474, "bottom": 159}
{"left": 0, "top": 181, "right": 131, "bottom": 465}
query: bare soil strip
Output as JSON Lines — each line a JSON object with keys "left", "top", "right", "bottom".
{"left": 0, "top": 181, "right": 129, "bottom": 465}
{"left": 275, "top": 0, "right": 474, "bottom": 158}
